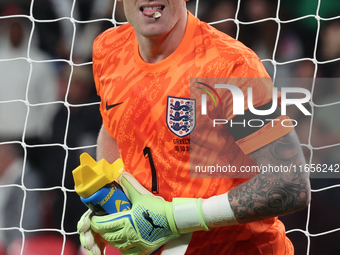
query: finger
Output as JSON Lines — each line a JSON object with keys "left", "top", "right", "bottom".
{"left": 101, "top": 228, "right": 128, "bottom": 243}
{"left": 98, "top": 217, "right": 137, "bottom": 244}
{"left": 91, "top": 213, "right": 127, "bottom": 233}
{"left": 110, "top": 239, "right": 135, "bottom": 250}
{"left": 104, "top": 222, "right": 141, "bottom": 248}
{"left": 120, "top": 175, "right": 143, "bottom": 203}
{"left": 85, "top": 249, "right": 95, "bottom": 255}
{"left": 120, "top": 172, "right": 155, "bottom": 196}
{"left": 81, "top": 230, "right": 96, "bottom": 250}
{"left": 101, "top": 236, "right": 134, "bottom": 251}
{"left": 90, "top": 243, "right": 103, "bottom": 255}
{"left": 119, "top": 173, "right": 165, "bottom": 205}
{"left": 78, "top": 210, "right": 92, "bottom": 233}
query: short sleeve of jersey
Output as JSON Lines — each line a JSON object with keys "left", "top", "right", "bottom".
{"left": 92, "top": 28, "right": 110, "bottom": 132}
{"left": 92, "top": 25, "right": 134, "bottom": 138}
{"left": 218, "top": 50, "right": 293, "bottom": 154}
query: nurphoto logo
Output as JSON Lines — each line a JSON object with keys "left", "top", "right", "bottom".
{"left": 196, "top": 81, "right": 311, "bottom": 128}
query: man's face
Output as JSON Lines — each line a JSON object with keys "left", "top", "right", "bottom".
{"left": 118, "top": 0, "right": 188, "bottom": 38}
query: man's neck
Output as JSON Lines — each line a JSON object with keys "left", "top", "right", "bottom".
{"left": 136, "top": 13, "right": 188, "bottom": 64}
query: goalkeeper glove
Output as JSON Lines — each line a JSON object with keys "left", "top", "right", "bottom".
{"left": 78, "top": 172, "right": 209, "bottom": 255}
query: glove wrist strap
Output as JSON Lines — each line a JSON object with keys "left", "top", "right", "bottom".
{"left": 172, "top": 198, "right": 209, "bottom": 234}
{"left": 201, "top": 192, "right": 239, "bottom": 228}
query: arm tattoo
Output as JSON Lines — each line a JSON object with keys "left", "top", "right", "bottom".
{"left": 229, "top": 131, "right": 311, "bottom": 223}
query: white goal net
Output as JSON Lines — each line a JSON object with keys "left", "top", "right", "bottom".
{"left": 0, "top": 0, "right": 339, "bottom": 255}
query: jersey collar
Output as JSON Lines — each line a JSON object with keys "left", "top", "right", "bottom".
{"left": 134, "top": 11, "right": 197, "bottom": 73}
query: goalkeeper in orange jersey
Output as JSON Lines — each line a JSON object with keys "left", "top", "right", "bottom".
{"left": 77, "top": 0, "right": 310, "bottom": 254}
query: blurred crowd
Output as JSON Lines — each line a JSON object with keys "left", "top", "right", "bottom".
{"left": 0, "top": 0, "right": 339, "bottom": 254}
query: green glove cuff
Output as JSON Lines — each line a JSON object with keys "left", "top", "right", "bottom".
{"left": 172, "top": 198, "right": 209, "bottom": 234}
{"left": 164, "top": 201, "right": 181, "bottom": 237}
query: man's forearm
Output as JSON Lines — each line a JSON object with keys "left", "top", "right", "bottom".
{"left": 96, "top": 124, "right": 120, "bottom": 163}
{"left": 228, "top": 131, "right": 311, "bottom": 224}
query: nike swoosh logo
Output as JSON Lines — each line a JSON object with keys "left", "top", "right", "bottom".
{"left": 106, "top": 101, "right": 123, "bottom": 111}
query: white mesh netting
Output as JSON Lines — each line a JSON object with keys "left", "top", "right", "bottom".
{"left": 0, "top": 0, "right": 339, "bottom": 254}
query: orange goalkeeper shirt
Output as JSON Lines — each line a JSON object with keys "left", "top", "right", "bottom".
{"left": 93, "top": 12, "right": 293, "bottom": 255}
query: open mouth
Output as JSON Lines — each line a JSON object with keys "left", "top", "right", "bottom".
{"left": 140, "top": 5, "right": 165, "bottom": 18}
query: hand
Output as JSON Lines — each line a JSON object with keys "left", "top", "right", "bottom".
{"left": 78, "top": 173, "right": 209, "bottom": 255}
{"left": 89, "top": 173, "right": 180, "bottom": 255}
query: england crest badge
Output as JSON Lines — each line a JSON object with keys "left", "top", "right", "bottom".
{"left": 166, "top": 96, "right": 196, "bottom": 137}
